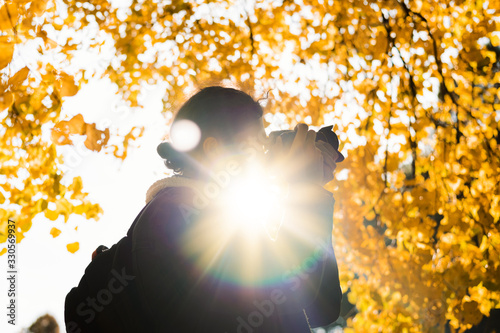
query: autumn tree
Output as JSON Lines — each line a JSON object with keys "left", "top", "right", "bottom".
{"left": 1, "top": 0, "right": 499, "bottom": 332}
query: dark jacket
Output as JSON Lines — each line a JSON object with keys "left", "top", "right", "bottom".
{"left": 65, "top": 180, "right": 342, "bottom": 332}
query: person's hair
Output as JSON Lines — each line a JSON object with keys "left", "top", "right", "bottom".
{"left": 157, "top": 86, "right": 264, "bottom": 173}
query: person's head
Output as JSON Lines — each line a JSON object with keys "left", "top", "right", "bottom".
{"left": 157, "top": 86, "right": 266, "bottom": 177}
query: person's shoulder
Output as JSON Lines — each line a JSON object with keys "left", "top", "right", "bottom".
{"left": 129, "top": 185, "right": 197, "bottom": 245}
{"left": 148, "top": 185, "right": 197, "bottom": 212}
{"left": 154, "top": 185, "right": 192, "bottom": 199}
{"left": 145, "top": 176, "right": 200, "bottom": 205}
{"left": 137, "top": 178, "right": 202, "bottom": 227}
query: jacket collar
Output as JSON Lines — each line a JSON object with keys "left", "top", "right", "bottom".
{"left": 145, "top": 176, "right": 203, "bottom": 204}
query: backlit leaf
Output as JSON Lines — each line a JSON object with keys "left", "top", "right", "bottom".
{"left": 66, "top": 242, "right": 79, "bottom": 254}
{"left": 8, "top": 67, "right": 29, "bottom": 90}
{"left": 49, "top": 227, "right": 61, "bottom": 238}
{"left": 57, "top": 73, "right": 79, "bottom": 97}
{"left": 0, "top": 36, "right": 14, "bottom": 70}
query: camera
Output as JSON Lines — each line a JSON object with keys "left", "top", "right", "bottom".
{"left": 269, "top": 125, "right": 344, "bottom": 162}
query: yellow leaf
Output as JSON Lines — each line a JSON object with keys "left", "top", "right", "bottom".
{"left": 8, "top": 67, "right": 29, "bottom": 90}
{"left": 0, "top": 3, "right": 19, "bottom": 31}
{"left": 69, "top": 176, "right": 83, "bottom": 194}
{"left": 36, "top": 29, "right": 58, "bottom": 49}
{"left": 44, "top": 209, "right": 59, "bottom": 221}
{"left": 386, "top": 154, "right": 400, "bottom": 172}
{"left": 0, "top": 36, "right": 14, "bottom": 70}
{"left": 0, "top": 91, "right": 13, "bottom": 111}
{"left": 365, "top": 210, "right": 376, "bottom": 220}
{"left": 31, "top": 0, "right": 49, "bottom": 17}
{"left": 50, "top": 227, "right": 61, "bottom": 238}
{"left": 84, "top": 123, "right": 109, "bottom": 152}
{"left": 0, "top": 248, "right": 6, "bottom": 256}
{"left": 58, "top": 73, "right": 79, "bottom": 97}
{"left": 67, "top": 242, "right": 79, "bottom": 254}
{"left": 51, "top": 114, "right": 85, "bottom": 145}
{"left": 63, "top": 114, "right": 85, "bottom": 134}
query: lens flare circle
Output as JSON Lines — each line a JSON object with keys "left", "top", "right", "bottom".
{"left": 170, "top": 119, "right": 201, "bottom": 151}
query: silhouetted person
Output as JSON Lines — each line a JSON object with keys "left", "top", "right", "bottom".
{"left": 65, "top": 87, "right": 343, "bottom": 332}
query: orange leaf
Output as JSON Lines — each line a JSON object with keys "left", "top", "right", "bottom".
{"left": 84, "top": 124, "right": 110, "bottom": 152}
{"left": 36, "top": 28, "right": 58, "bottom": 49}
{"left": 0, "top": 3, "right": 19, "bottom": 31}
{"left": 31, "top": 0, "right": 49, "bottom": 17}
{"left": 58, "top": 73, "right": 79, "bottom": 97}
{"left": 0, "top": 92, "right": 12, "bottom": 111}
{"left": 8, "top": 67, "right": 29, "bottom": 90}
{"left": 64, "top": 114, "right": 85, "bottom": 135}
{"left": 0, "top": 36, "right": 14, "bottom": 70}
{"left": 51, "top": 114, "right": 86, "bottom": 145}
{"left": 50, "top": 131, "right": 72, "bottom": 145}
{"left": 67, "top": 242, "right": 79, "bottom": 254}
